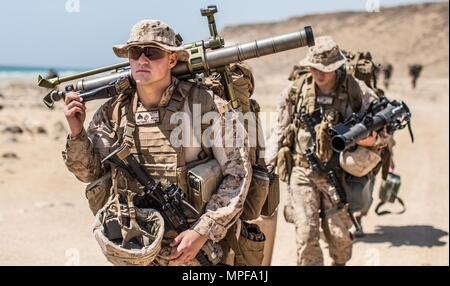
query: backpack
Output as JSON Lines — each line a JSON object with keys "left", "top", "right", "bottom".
{"left": 85, "top": 63, "right": 275, "bottom": 222}
{"left": 201, "top": 63, "right": 275, "bottom": 266}
{"left": 203, "top": 62, "right": 278, "bottom": 220}
{"left": 342, "top": 50, "right": 384, "bottom": 96}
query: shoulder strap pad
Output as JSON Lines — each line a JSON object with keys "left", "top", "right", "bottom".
{"left": 345, "top": 75, "right": 363, "bottom": 113}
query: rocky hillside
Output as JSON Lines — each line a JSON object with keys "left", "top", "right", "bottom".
{"left": 222, "top": 1, "right": 449, "bottom": 79}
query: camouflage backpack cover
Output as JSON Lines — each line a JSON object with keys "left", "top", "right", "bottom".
{"left": 203, "top": 62, "right": 278, "bottom": 221}
{"left": 202, "top": 62, "right": 279, "bottom": 266}
{"left": 343, "top": 50, "right": 384, "bottom": 96}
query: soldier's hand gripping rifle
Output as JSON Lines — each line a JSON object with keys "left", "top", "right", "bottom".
{"left": 299, "top": 109, "right": 363, "bottom": 233}
{"left": 102, "top": 144, "right": 223, "bottom": 266}
{"left": 38, "top": 5, "right": 314, "bottom": 109}
{"left": 328, "top": 97, "right": 414, "bottom": 152}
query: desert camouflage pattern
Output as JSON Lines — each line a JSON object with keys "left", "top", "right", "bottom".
{"left": 339, "top": 145, "right": 382, "bottom": 177}
{"left": 266, "top": 74, "right": 386, "bottom": 168}
{"left": 92, "top": 201, "right": 165, "bottom": 266}
{"left": 113, "top": 19, "right": 189, "bottom": 61}
{"left": 62, "top": 77, "right": 252, "bottom": 265}
{"left": 288, "top": 166, "right": 353, "bottom": 266}
{"left": 266, "top": 68, "right": 391, "bottom": 265}
{"left": 299, "top": 36, "right": 347, "bottom": 72}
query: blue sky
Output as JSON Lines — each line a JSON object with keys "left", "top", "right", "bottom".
{"left": 0, "top": 0, "right": 443, "bottom": 68}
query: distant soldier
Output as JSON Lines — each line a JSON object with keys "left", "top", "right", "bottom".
{"left": 382, "top": 63, "right": 393, "bottom": 90}
{"left": 409, "top": 64, "right": 423, "bottom": 89}
{"left": 46, "top": 68, "right": 59, "bottom": 79}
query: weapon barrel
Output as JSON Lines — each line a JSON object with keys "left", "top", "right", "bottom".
{"left": 61, "top": 62, "right": 130, "bottom": 82}
{"left": 58, "top": 27, "right": 314, "bottom": 97}
{"left": 76, "top": 69, "right": 131, "bottom": 91}
{"left": 37, "top": 62, "right": 129, "bottom": 89}
{"left": 207, "top": 28, "right": 313, "bottom": 67}
{"left": 331, "top": 123, "right": 370, "bottom": 152}
{"left": 331, "top": 103, "right": 403, "bottom": 152}
{"left": 173, "top": 27, "right": 314, "bottom": 75}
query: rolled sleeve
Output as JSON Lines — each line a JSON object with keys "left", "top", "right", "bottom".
{"left": 193, "top": 107, "right": 252, "bottom": 242}
{"left": 62, "top": 101, "right": 117, "bottom": 183}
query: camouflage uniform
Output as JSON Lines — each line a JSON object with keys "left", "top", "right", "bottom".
{"left": 382, "top": 63, "right": 393, "bottom": 90}
{"left": 266, "top": 36, "right": 387, "bottom": 266}
{"left": 408, "top": 64, "right": 423, "bottom": 89}
{"left": 62, "top": 20, "right": 252, "bottom": 266}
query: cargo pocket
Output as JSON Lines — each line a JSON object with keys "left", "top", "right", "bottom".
{"left": 85, "top": 173, "right": 112, "bottom": 215}
{"left": 277, "top": 147, "right": 293, "bottom": 182}
{"left": 241, "top": 165, "right": 270, "bottom": 221}
{"left": 235, "top": 222, "right": 265, "bottom": 266}
{"left": 261, "top": 173, "right": 280, "bottom": 217}
{"left": 343, "top": 174, "right": 372, "bottom": 214}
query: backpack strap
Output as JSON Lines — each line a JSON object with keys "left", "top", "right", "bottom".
{"left": 343, "top": 75, "right": 363, "bottom": 113}
{"left": 109, "top": 91, "right": 132, "bottom": 140}
{"left": 185, "top": 81, "right": 215, "bottom": 160}
{"left": 289, "top": 73, "right": 311, "bottom": 115}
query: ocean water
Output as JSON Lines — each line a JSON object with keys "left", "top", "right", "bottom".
{"left": 0, "top": 65, "right": 84, "bottom": 79}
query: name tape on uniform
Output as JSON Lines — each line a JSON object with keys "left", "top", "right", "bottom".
{"left": 135, "top": 111, "right": 160, "bottom": 125}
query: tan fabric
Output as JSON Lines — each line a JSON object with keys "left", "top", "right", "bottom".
{"left": 240, "top": 166, "right": 270, "bottom": 221}
{"left": 299, "top": 36, "right": 347, "bottom": 72}
{"left": 62, "top": 78, "right": 252, "bottom": 265}
{"left": 114, "top": 81, "right": 188, "bottom": 194}
{"left": 289, "top": 167, "right": 353, "bottom": 266}
{"left": 92, "top": 200, "right": 165, "bottom": 266}
{"left": 201, "top": 62, "right": 272, "bottom": 221}
{"left": 264, "top": 60, "right": 389, "bottom": 266}
{"left": 265, "top": 73, "right": 380, "bottom": 169}
{"left": 85, "top": 173, "right": 112, "bottom": 215}
{"left": 113, "top": 19, "right": 189, "bottom": 61}
{"left": 339, "top": 146, "right": 382, "bottom": 177}
{"left": 234, "top": 222, "right": 265, "bottom": 266}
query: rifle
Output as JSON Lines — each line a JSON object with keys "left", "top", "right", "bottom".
{"left": 300, "top": 110, "right": 363, "bottom": 233}
{"left": 102, "top": 144, "right": 223, "bottom": 266}
{"left": 37, "top": 5, "right": 314, "bottom": 109}
{"left": 329, "top": 97, "right": 414, "bottom": 152}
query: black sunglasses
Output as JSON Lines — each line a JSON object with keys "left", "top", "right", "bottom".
{"left": 128, "top": 46, "right": 168, "bottom": 61}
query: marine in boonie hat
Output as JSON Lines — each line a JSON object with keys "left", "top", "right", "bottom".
{"left": 299, "top": 36, "right": 347, "bottom": 72}
{"left": 113, "top": 19, "right": 189, "bottom": 61}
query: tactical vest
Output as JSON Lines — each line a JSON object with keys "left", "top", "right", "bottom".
{"left": 107, "top": 79, "right": 267, "bottom": 266}
{"left": 277, "top": 70, "right": 364, "bottom": 183}
{"left": 289, "top": 72, "right": 363, "bottom": 163}
{"left": 294, "top": 72, "right": 362, "bottom": 115}
{"left": 109, "top": 81, "right": 213, "bottom": 207}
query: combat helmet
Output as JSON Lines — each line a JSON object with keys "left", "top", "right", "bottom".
{"left": 93, "top": 192, "right": 165, "bottom": 266}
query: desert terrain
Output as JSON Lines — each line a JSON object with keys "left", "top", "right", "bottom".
{"left": 0, "top": 2, "right": 448, "bottom": 265}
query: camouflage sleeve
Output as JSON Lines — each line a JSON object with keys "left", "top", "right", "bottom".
{"left": 265, "top": 84, "right": 294, "bottom": 167}
{"left": 192, "top": 103, "right": 252, "bottom": 243}
{"left": 62, "top": 102, "right": 117, "bottom": 183}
